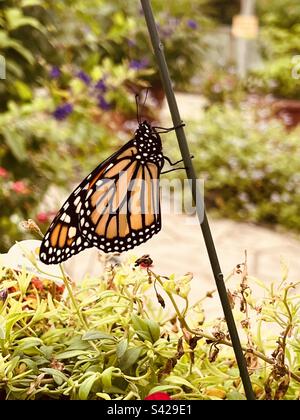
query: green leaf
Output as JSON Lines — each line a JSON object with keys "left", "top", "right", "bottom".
{"left": 131, "top": 315, "right": 160, "bottom": 343}
{"left": 96, "top": 392, "right": 111, "bottom": 400}
{"left": 21, "top": 0, "right": 43, "bottom": 6}
{"left": 116, "top": 339, "right": 128, "bottom": 359}
{"left": 0, "top": 315, "right": 6, "bottom": 340}
{"left": 18, "top": 337, "right": 43, "bottom": 351}
{"left": 227, "top": 391, "right": 246, "bottom": 400}
{"left": 165, "top": 376, "right": 198, "bottom": 391}
{"left": 78, "top": 374, "right": 98, "bottom": 400}
{"left": 5, "top": 356, "right": 20, "bottom": 374}
{"left": 56, "top": 350, "right": 89, "bottom": 360}
{"left": 146, "top": 319, "right": 160, "bottom": 343}
{"left": 0, "top": 31, "right": 34, "bottom": 64}
{"left": 119, "top": 347, "right": 142, "bottom": 371}
{"left": 148, "top": 384, "right": 181, "bottom": 394}
{"left": 1, "top": 129, "right": 27, "bottom": 161}
{"left": 131, "top": 314, "right": 146, "bottom": 331}
{"left": 82, "top": 330, "right": 115, "bottom": 341}
{"left": 101, "top": 367, "right": 118, "bottom": 391}
{"left": 40, "top": 368, "right": 68, "bottom": 386}
{"left": 66, "top": 336, "right": 90, "bottom": 350}
{"left": 14, "top": 80, "right": 32, "bottom": 101}
{"left": 5, "top": 8, "right": 46, "bottom": 33}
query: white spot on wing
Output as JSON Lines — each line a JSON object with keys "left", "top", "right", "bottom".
{"left": 76, "top": 202, "right": 82, "bottom": 213}
{"left": 68, "top": 227, "right": 77, "bottom": 238}
{"left": 74, "top": 196, "right": 80, "bottom": 206}
{"left": 105, "top": 163, "right": 113, "bottom": 172}
{"left": 96, "top": 180, "right": 104, "bottom": 187}
{"left": 86, "top": 190, "right": 93, "bottom": 199}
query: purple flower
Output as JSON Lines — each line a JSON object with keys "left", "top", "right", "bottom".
{"left": 127, "top": 38, "right": 137, "bottom": 47}
{"left": 0, "top": 289, "right": 8, "bottom": 302}
{"left": 187, "top": 19, "right": 197, "bottom": 30}
{"left": 157, "top": 23, "right": 174, "bottom": 38}
{"left": 53, "top": 103, "right": 73, "bottom": 121}
{"left": 129, "top": 58, "right": 149, "bottom": 70}
{"left": 97, "top": 96, "right": 111, "bottom": 111}
{"left": 95, "top": 78, "right": 107, "bottom": 93}
{"left": 50, "top": 66, "right": 61, "bottom": 79}
{"left": 76, "top": 70, "right": 91, "bottom": 85}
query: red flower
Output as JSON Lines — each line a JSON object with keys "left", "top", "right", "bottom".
{"left": 0, "top": 167, "right": 8, "bottom": 178}
{"left": 11, "top": 181, "right": 28, "bottom": 194}
{"left": 56, "top": 284, "right": 65, "bottom": 294}
{"left": 144, "top": 392, "right": 171, "bottom": 400}
{"left": 135, "top": 255, "right": 153, "bottom": 269}
{"left": 31, "top": 278, "right": 44, "bottom": 291}
{"left": 37, "top": 211, "right": 57, "bottom": 223}
{"left": 37, "top": 212, "right": 50, "bottom": 223}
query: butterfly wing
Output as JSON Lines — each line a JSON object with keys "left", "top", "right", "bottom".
{"left": 80, "top": 158, "right": 162, "bottom": 253}
{"left": 39, "top": 187, "right": 92, "bottom": 264}
{"left": 39, "top": 140, "right": 137, "bottom": 264}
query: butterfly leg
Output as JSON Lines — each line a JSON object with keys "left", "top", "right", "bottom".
{"left": 163, "top": 155, "right": 194, "bottom": 166}
{"left": 153, "top": 122, "right": 185, "bottom": 133}
{"left": 161, "top": 166, "right": 186, "bottom": 174}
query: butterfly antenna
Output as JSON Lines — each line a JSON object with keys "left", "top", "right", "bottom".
{"left": 142, "top": 88, "right": 149, "bottom": 113}
{"left": 135, "top": 93, "right": 141, "bottom": 124}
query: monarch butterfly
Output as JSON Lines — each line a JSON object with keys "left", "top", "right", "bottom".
{"left": 39, "top": 115, "right": 185, "bottom": 265}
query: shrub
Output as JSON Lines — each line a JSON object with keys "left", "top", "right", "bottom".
{"left": 165, "top": 103, "right": 300, "bottom": 232}
{"left": 0, "top": 245, "right": 300, "bottom": 400}
{"left": 250, "top": 0, "right": 300, "bottom": 99}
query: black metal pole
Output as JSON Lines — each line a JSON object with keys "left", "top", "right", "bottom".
{"left": 141, "top": 0, "right": 255, "bottom": 400}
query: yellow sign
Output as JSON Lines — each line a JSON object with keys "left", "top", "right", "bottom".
{"left": 232, "top": 15, "right": 259, "bottom": 40}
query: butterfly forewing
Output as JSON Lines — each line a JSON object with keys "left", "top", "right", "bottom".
{"left": 81, "top": 152, "right": 162, "bottom": 253}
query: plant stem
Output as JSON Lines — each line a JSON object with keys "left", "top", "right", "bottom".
{"left": 153, "top": 269, "right": 300, "bottom": 384}
{"left": 59, "top": 264, "right": 99, "bottom": 353}
{"left": 59, "top": 264, "right": 88, "bottom": 330}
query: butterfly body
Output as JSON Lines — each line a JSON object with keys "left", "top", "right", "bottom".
{"left": 40, "top": 121, "right": 165, "bottom": 265}
{"left": 132, "top": 121, "right": 164, "bottom": 168}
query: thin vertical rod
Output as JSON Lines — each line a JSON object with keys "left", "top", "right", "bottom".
{"left": 141, "top": 0, "right": 255, "bottom": 400}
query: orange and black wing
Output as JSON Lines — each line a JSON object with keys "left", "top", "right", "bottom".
{"left": 39, "top": 140, "right": 137, "bottom": 264}
{"left": 80, "top": 157, "right": 162, "bottom": 253}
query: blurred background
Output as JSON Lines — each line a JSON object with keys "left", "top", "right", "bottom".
{"left": 1, "top": 0, "right": 300, "bottom": 291}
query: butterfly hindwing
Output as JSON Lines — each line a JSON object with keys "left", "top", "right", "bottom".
{"left": 39, "top": 188, "right": 92, "bottom": 264}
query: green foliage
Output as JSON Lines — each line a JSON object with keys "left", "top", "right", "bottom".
{"left": 0, "top": 0, "right": 215, "bottom": 250}
{"left": 0, "top": 0, "right": 51, "bottom": 108}
{"left": 199, "top": 0, "right": 240, "bottom": 25}
{"left": 0, "top": 253, "right": 300, "bottom": 400}
{"left": 250, "top": 0, "right": 300, "bottom": 99}
{"left": 249, "top": 56, "right": 300, "bottom": 100}
{"left": 0, "top": 92, "right": 123, "bottom": 251}
{"left": 166, "top": 103, "right": 300, "bottom": 232}
{"left": 200, "top": 64, "right": 245, "bottom": 104}
{"left": 101, "top": 0, "right": 213, "bottom": 91}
